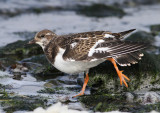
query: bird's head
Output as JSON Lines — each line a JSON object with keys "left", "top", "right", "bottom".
{"left": 28, "top": 29, "right": 57, "bottom": 49}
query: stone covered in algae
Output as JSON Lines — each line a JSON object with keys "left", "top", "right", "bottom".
{"left": 150, "top": 24, "right": 160, "bottom": 33}
{"left": 79, "top": 93, "right": 160, "bottom": 112}
{"left": 0, "top": 91, "right": 48, "bottom": 113}
{"left": 76, "top": 4, "right": 126, "bottom": 17}
{"left": 0, "top": 40, "right": 43, "bottom": 59}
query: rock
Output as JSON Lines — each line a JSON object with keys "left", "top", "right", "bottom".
{"left": 0, "top": 57, "right": 17, "bottom": 68}
{"left": 22, "top": 55, "right": 49, "bottom": 67}
{"left": 4, "top": 63, "right": 28, "bottom": 80}
{"left": 150, "top": 24, "right": 160, "bottom": 33}
{"left": 143, "top": 92, "right": 160, "bottom": 104}
{"left": 44, "top": 79, "right": 61, "bottom": 88}
{"left": 76, "top": 4, "right": 125, "bottom": 17}
{"left": 12, "top": 74, "right": 22, "bottom": 80}
{"left": 0, "top": 61, "right": 5, "bottom": 71}
{"left": 21, "top": 55, "right": 63, "bottom": 77}
{"left": 0, "top": 40, "right": 43, "bottom": 59}
{"left": 0, "top": 5, "right": 62, "bottom": 17}
{"left": 125, "top": 92, "right": 134, "bottom": 103}
{"left": 123, "top": 0, "right": 160, "bottom": 6}
{"left": 79, "top": 94, "right": 124, "bottom": 112}
{"left": 58, "top": 79, "right": 77, "bottom": 85}
{"left": 79, "top": 92, "right": 160, "bottom": 112}
{"left": 58, "top": 75, "right": 78, "bottom": 85}
{"left": 44, "top": 82, "right": 54, "bottom": 88}
{"left": 37, "top": 87, "right": 64, "bottom": 94}
{"left": 94, "top": 102, "right": 103, "bottom": 111}
{"left": 37, "top": 88, "right": 56, "bottom": 94}
{"left": 10, "top": 64, "right": 29, "bottom": 72}
{"left": 0, "top": 94, "right": 48, "bottom": 113}
{"left": 125, "top": 31, "right": 155, "bottom": 44}
{"left": 22, "top": 62, "right": 45, "bottom": 75}
{"left": 132, "top": 0, "right": 160, "bottom": 5}
{"left": 77, "top": 78, "right": 84, "bottom": 87}
{"left": 9, "top": 63, "right": 28, "bottom": 74}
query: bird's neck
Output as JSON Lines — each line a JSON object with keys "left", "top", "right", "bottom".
{"left": 44, "top": 42, "right": 59, "bottom": 64}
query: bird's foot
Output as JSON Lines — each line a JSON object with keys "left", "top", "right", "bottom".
{"left": 72, "top": 92, "right": 84, "bottom": 98}
{"left": 117, "top": 70, "right": 130, "bottom": 87}
{"left": 72, "top": 73, "right": 89, "bottom": 98}
{"left": 107, "top": 58, "right": 130, "bottom": 87}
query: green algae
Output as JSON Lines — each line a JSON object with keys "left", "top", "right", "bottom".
{"left": 37, "top": 88, "right": 56, "bottom": 94}
{"left": 79, "top": 94, "right": 160, "bottom": 112}
{"left": 37, "top": 87, "right": 64, "bottom": 94}
{"left": 0, "top": 85, "right": 48, "bottom": 113}
{"left": 0, "top": 40, "right": 43, "bottom": 59}
{"left": 79, "top": 94, "right": 124, "bottom": 112}
{"left": 0, "top": 92, "right": 48, "bottom": 113}
{"left": 150, "top": 24, "right": 160, "bottom": 33}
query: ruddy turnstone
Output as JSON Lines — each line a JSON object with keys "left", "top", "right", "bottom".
{"left": 28, "top": 29, "right": 148, "bottom": 97}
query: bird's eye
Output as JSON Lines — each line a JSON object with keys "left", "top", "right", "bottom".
{"left": 40, "top": 34, "right": 45, "bottom": 38}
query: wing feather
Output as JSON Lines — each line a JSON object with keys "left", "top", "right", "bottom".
{"left": 113, "top": 51, "right": 144, "bottom": 66}
{"left": 60, "top": 30, "right": 148, "bottom": 64}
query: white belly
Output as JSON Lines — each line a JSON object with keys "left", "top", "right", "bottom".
{"left": 53, "top": 49, "right": 105, "bottom": 74}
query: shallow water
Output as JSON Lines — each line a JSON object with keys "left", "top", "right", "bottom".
{"left": 0, "top": 3, "right": 160, "bottom": 46}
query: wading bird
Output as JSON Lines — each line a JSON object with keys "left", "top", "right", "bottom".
{"left": 28, "top": 29, "right": 148, "bottom": 97}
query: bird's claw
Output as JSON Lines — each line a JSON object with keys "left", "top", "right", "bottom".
{"left": 118, "top": 70, "right": 130, "bottom": 87}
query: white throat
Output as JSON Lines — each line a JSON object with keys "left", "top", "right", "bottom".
{"left": 36, "top": 42, "right": 45, "bottom": 50}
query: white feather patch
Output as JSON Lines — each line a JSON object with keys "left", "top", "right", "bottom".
{"left": 104, "top": 34, "right": 114, "bottom": 38}
{"left": 58, "top": 48, "right": 75, "bottom": 61}
{"left": 79, "top": 38, "right": 88, "bottom": 39}
{"left": 140, "top": 53, "right": 144, "bottom": 56}
{"left": 95, "top": 47, "right": 110, "bottom": 52}
{"left": 70, "top": 42, "right": 77, "bottom": 48}
{"left": 90, "top": 59, "right": 98, "bottom": 61}
{"left": 88, "top": 40, "right": 105, "bottom": 57}
{"left": 46, "top": 32, "right": 52, "bottom": 35}
{"left": 36, "top": 42, "right": 45, "bottom": 49}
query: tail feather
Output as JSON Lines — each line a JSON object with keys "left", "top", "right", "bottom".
{"left": 119, "top": 29, "right": 136, "bottom": 38}
{"left": 112, "top": 29, "right": 136, "bottom": 39}
{"left": 113, "top": 51, "right": 143, "bottom": 66}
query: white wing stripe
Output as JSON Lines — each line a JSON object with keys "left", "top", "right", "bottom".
{"left": 104, "top": 34, "right": 114, "bottom": 38}
{"left": 94, "top": 47, "right": 110, "bottom": 53}
{"left": 88, "top": 40, "right": 105, "bottom": 56}
{"left": 70, "top": 42, "right": 77, "bottom": 48}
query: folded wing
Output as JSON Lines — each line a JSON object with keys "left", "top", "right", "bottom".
{"left": 62, "top": 29, "right": 148, "bottom": 66}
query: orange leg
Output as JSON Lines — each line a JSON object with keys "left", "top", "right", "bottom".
{"left": 107, "top": 58, "right": 130, "bottom": 87}
{"left": 73, "top": 73, "right": 89, "bottom": 98}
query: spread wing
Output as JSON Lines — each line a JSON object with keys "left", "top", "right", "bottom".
{"left": 62, "top": 29, "right": 148, "bottom": 66}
